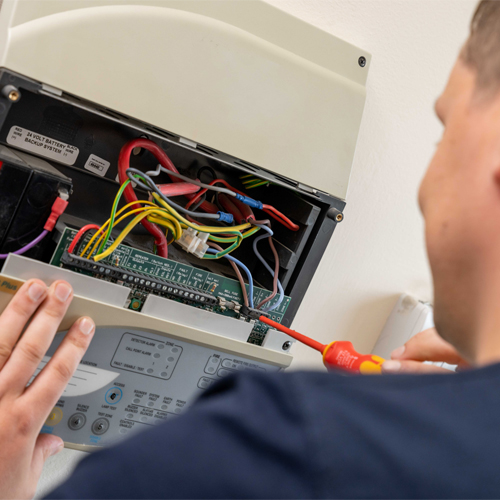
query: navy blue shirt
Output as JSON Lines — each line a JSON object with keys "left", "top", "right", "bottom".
{"left": 48, "top": 365, "right": 500, "bottom": 498}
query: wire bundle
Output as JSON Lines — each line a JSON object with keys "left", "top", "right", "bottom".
{"left": 69, "top": 137, "right": 294, "bottom": 312}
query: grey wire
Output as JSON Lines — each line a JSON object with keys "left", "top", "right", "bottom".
{"left": 126, "top": 168, "right": 221, "bottom": 220}
{"left": 145, "top": 164, "right": 237, "bottom": 198}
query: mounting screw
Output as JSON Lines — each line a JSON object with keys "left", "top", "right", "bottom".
{"left": 358, "top": 56, "right": 367, "bottom": 68}
{"left": 282, "top": 341, "right": 292, "bottom": 351}
{"left": 1, "top": 85, "right": 21, "bottom": 102}
{"left": 336, "top": 213, "right": 343, "bottom": 222}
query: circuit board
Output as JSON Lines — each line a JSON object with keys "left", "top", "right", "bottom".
{"left": 51, "top": 228, "right": 291, "bottom": 345}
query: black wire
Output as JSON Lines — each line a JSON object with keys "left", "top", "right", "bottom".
{"left": 190, "top": 193, "right": 207, "bottom": 212}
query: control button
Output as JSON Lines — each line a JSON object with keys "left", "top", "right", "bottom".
{"left": 197, "top": 377, "right": 215, "bottom": 390}
{"left": 45, "top": 407, "right": 63, "bottom": 427}
{"left": 218, "top": 368, "right": 235, "bottom": 378}
{"left": 160, "top": 372, "right": 168, "bottom": 378}
{"left": 153, "top": 353, "right": 161, "bottom": 359}
{"left": 105, "top": 387, "right": 123, "bottom": 405}
{"left": 119, "top": 428, "right": 128, "bottom": 434}
{"left": 133, "top": 398, "right": 141, "bottom": 404}
{"left": 68, "top": 413, "right": 86, "bottom": 431}
{"left": 127, "top": 413, "right": 134, "bottom": 419}
{"left": 204, "top": 355, "right": 221, "bottom": 375}
{"left": 157, "top": 344, "right": 165, "bottom": 350}
{"left": 147, "top": 401, "right": 154, "bottom": 407}
{"left": 171, "top": 347, "right": 179, "bottom": 353}
{"left": 91, "top": 418, "right": 109, "bottom": 435}
{"left": 167, "top": 356, "right": 175, "bottom": 362}
{"left": 160, "top": 404, "right": 168, "bottom": 411}
{"left": 174, "top": 408, "right": 182, "bottom": 414}
{"left": 222, "top": 359, "right": 236, "bottom": 369}
{"left": 140, "top": 416, "right": 148, "bottom": 422}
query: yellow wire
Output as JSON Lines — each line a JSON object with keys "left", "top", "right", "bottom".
{"left": 94, "top": 209, "right": 174, "bottom": 262}
{"left": 86, "top": 207, "right": 154, "bottom": 258}
{"left": 89, "top": 209, "right": 181, "bottom": 258}
{"left": 146, "top": 215, "right": 182, "bottom": 239}
{"left": 152, "top": 193, "right": 251, "bottom": 234}
{"left": 80, "top": 199, "right": 158, "bottom": 257}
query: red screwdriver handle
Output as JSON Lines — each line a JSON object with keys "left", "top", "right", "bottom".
{"left": 258, "top": 316, "right": 385, "bottom": 374}
{"left": 323, "top": 341, "right": 385, "bottom": 374}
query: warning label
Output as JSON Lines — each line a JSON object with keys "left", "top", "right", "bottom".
{"left": 6, "top": 126, "right": 79, "bottom": 166}
{"left": 84, "top": 154, "right": 110, "bottom": 177}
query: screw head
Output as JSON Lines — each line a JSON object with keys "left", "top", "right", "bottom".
{"left": 336, "top": 213, "right": 343, "bottom": 222}
{"left": 358, "top": 56, "right": 367, "bottom": 68}
{"left": 282, "top": 341, "right": 292, "bottom": 351}
{"left": 8, "top": 90, "right": 20, "bottom": 102}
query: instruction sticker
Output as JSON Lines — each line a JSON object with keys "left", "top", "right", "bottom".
{"left": 6, "top": 126, "right": 79, "bottom": 166}
{"left": 84, "top": 154, "right": 110, "bottom": 177}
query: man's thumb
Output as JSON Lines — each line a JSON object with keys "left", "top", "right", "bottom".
{"left": 32, "top": 433, "right": 64, "bottom": 477}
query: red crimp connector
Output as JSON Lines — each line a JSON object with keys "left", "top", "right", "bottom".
{"left": 44, "top": 197, "right": 69, "bottom": 231}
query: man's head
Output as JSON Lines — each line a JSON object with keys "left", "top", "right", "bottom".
{"left": 419, "top": 0, "right": 500, "bottom": 364}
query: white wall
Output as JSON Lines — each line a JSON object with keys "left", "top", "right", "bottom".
{"left": 36, "top": 0, "right": 478, "bottom": 496}
{"left": 270, "top": 0, "right": 478, "bottom": 369}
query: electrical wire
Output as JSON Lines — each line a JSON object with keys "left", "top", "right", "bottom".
{"left": 146, "top": 164, "right": 238, "bottom": 198}
{"left": 93, "top": 208, "right": 180, "bottom": 262}
{"left": 127, "top": 169, "right": 221, "bottom": 220}
{"left": 185, "top": 178, "right": 299, "bottom": 231}
{"left": 206, "top": 248, "right": 254, "bottom": 308}
{"left": 80, "top": 200, "right": 159, "bottom": 258}
{"left": 151, "top": 192, "right": 254, "bottom": 260}
{"left": 208, "top": 242, "right": 249, "bottom": 307}
{"left": 251, "top": 223, "right": 284, "bottom": 312}
{"left": 117, "top": 139, "right": 170, "bottom": 257}
{"left": 98, "top": 180, "right": 131, "bottom": 254}
{"left": 0, "top": 230, "right": 49, "bottom": 260}
{"left": 250, "top": 220, "right": 280, "bottom": 310}
{"left": 68, "top": 224, "right": 101, "bottom": 254}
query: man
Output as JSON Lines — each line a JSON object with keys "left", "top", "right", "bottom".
{"left": 1, "top": 1, "right": 499, "bottom": 498}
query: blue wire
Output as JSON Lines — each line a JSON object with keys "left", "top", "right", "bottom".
{"left": 206, "top": 248, "right": 254, "bottom": 308}
{"left": 251, "top": 224, "right": 284, "bottom": 313}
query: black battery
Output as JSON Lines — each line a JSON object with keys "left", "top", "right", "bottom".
{"left": 0, "top": 145, "right": 72, "bottom": 262}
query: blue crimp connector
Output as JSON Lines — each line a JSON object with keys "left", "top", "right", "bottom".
{"left": 235, "top": 194, "right": 263, "bottom": 209}
{"left": 217, "top": 211, "right": 234, "bottom": 223}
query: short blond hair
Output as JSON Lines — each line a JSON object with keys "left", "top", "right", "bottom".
{"left": 462, "top": 1, "right": 500, "bottom": 93}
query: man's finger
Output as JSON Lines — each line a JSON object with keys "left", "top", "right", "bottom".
{"left": 1, "top": 281, "right": 73, "bottom": 392}
{"left": 31, "top": 433, "right": 64, "bottom": 483}
{"left": 24, "top": 316, "right": 95, "bottom": 415}
{"left": 391, "top": 328, "right": 465, "bottom": 365}
{"left": 0, "top": 280, "right": 47, "bottom": 371}
{"left": 382, "top": 359, "right": 454, "bottom": 374}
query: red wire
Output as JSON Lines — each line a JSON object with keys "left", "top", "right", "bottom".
{"left": 118, "top": 138, "right": 192, "bottom": 258}
{"left": 262, "top": 205, "right": 299, "bottom": 231}
{"left": 68, "top": 224, "right": 101, "bottom": 254}
{"left": 185, "top": 178, "right": 299, "bottom": 230}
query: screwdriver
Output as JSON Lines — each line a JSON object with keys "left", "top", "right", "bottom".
{"left": 259, "top": 316, "right": 385, "bottom": 374}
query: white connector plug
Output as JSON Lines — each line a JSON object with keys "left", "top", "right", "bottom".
{"left": 177, "top": 227, "right": 209, "bottom": 258}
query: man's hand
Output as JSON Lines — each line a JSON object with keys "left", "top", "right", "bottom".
{"left": 0, "top": 279, "right": 95, "bottom": 499}
{"left": 381, "top": 328, "right": 468, "bottom": 374}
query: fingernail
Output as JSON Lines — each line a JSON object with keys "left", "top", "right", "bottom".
{"left": 382, "top": 360, "right": 401, "bottom": 372}
{"left": 391, "top": 346, "right": 406, "bottom": 359}
{"left": 28, "top": 282, "right": 46, "bottom": 302}
{"left": 79, "top": 317, "right": 95, "bottom": 336}
{"left": 55, "top": 283, "right": 72, "bottom": 303}
{"left": 50, "top": 441, "right": 64, "bottom": 456}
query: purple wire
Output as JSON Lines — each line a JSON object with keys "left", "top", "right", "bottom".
{"left": 0, "top": 230, "right": 49, "bottom": 260}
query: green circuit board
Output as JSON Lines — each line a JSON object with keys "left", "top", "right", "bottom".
{"left": 51, "top": 228, "right": 291, "bottom": 345}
